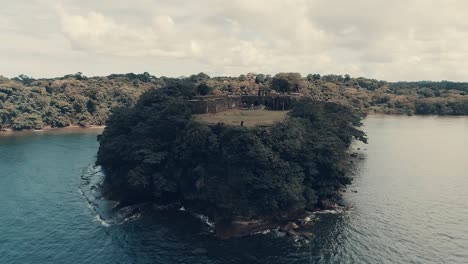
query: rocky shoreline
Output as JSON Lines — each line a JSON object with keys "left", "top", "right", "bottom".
{"left": 213, "top": 197, "right": 349, "bottom": 240}
{"left": 214, "top": 215, "right": 315, "bottom": 240}
{"left": 148, "top": 196, "right": 350, "bottom": 241}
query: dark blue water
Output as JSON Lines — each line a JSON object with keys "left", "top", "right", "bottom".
{"left": 1, "top": 116, "right": 468, "bottom": 264}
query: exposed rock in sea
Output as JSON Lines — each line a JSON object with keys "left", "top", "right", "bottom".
{"left": 215, "top": 218, "right": 277, "bottom": 239}
{"left": 280, "top": 222, "right": 300, "bottom": 237}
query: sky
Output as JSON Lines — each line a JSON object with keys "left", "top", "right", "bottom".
{"left": 2, "top": 0, "right": 468, "bottom": 81}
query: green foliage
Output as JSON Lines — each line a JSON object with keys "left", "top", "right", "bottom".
{"left": 2, "top": 72, "right": 468, "bottom": 131}
{"left": 12, "top": 74, "right": 36, "bottom": 86}
{"left": 255, "top": 74, "right": 266, "bottom": 84}
{"left": 196, "top": 83, "right": 212, "bottom": 96}
{"left": 0, "top": 73, "right": 162, "bottom": 130}
{"left": 307, "top": 74, "right": 321, "bottom": 81}
{"left": 11, "top": 114, "right": 43, "bottom": 130}
{"left": 272, "top": 73, "right": 302, "bottom": 93}
{"left": 97, "top": 89, "right": 367, "bottom": 221}
{"left": 321, "top": 74, "right": 345, "bottom": 83}
{"left": 190, "top": 72, "right": 211, "bottom": 82}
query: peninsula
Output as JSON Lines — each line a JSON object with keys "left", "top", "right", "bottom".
{"left": 96, "top": 79, "right": 367, "bottom": 238}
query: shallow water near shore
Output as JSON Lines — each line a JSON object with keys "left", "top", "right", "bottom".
{"left": 1, "top": 115, "right": 468, "bottom": 263}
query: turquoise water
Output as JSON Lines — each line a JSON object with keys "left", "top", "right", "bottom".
{"left": 1, "top": 116, "right": 468, "bottom": 264}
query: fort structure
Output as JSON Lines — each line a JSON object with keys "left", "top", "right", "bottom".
{"left": 188, "top": 95, "right": 242, "bottom": 114}
{"left": 188, "top": 89, "right": 300, "bottom": 114}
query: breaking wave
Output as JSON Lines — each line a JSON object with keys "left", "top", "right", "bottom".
{"left": 79, "top": 164, "right": 143, "bottom": 227}
{"left": 192, "top": 213, "right": 215, "bottom": 228}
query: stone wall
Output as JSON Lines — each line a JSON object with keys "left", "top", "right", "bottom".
{"left": 241, "top": 95, "right": 293, "bottom": 111}
{"left": 188, "top": 94, "right": 296, "bottom": 114}
{"left": 188, "top": 95, "right": 242, "bottom": 114}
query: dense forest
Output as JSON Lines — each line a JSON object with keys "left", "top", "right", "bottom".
{"left": 0, "top": 73, "right": 160, "bottom": 130}
{"left": 96, "top": 80, "right": 367, "bottom": 225}
{"left": 1, "top": 72, "right": 468, "bottom": 130}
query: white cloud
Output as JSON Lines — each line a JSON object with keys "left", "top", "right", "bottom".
{"left": 2, "top": 0, "right": 468, "bottom": 80}
{"left": 55, "top": 4, "right": 189, "bottom": 57}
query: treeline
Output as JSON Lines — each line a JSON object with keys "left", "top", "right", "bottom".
{"left": 2, "top": 72, "right": 468, "bottom": 130}
{"left": 0, "top": 73, "right": 162, "bottom": 130}
{"left": 96, "top": 80, "right": 367, "bottom": 221}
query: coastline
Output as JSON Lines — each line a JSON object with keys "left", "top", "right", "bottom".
{"left": 0, "top": 125, "right": 105, "bottom": 137}
{"left": 2, "top": 113, "right": 467, "bottom": 135}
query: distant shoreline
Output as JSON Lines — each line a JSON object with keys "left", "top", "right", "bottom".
{"left": 366, "top": 112, "right": 468, "bottom": 119}
{"left": 3, "top": 113, "right": 467, "bottom": 135}
{"left": 0, "top": 125, "right": 105, "bottom": 136}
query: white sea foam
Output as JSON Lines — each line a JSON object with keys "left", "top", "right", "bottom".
{"left": 95, "top": 214, "right": 111, "bottom": 227}
{"left": 121, "top": 213, "right": 141, "bottom": 224}
{"left": 193, "top": 213, "right": 215, "bottom": 227}
{"left": 274, "top": 230, "right": 286, "bottom": 237}
{"left": 79, "top": 164, "right": 115, "bottom": 227}
{"left": 313, "top": 209, "right": 344, "bottom": 215}
{"left": 253, "top": 229, "right": 273, "bottom": 235}
{"left": 84, "top": 188, "right": 113, "bottom": 227}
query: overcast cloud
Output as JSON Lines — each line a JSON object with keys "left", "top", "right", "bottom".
{"left": 1, "top": 0, "right": 468, "bottom": 81}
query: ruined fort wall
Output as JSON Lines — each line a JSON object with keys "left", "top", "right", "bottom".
{"left": 189, "top": 95, "right": 295, "bottom": 114}
{"left": 241, "top": 96, "right": 293, "bottom": 110}
{"left": 228, "top": 96, "right": 242, "bottom": 109}
{"left": 188, "top": 96, "right": 242, "bottom": 114}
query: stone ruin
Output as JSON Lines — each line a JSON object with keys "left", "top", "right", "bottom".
{"left": 188, "top": 95, "right": 242, "bottom": 114}
{"left": 188, "top": 89, "right": 300, "bottom": 114}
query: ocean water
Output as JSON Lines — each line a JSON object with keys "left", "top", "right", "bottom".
{"left": 0, "top": 116, "right": 467, "bottom": 264}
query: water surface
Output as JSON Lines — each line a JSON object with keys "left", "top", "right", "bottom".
{"left": 1, "top": 116, "right": 467, "bottom": 263}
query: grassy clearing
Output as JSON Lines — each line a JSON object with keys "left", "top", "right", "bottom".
{"left": 195, "top": 109, "right": 289, "bottom": 127}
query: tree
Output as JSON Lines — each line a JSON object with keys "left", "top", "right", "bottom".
{"left": 307, "top": 74, "right": 321, "bottom": 81}
{"left": 190, "top": 72, "right": 210, "bottom": 82}
{"left": 255, "top": 74, "right": 266, "bottom": 84}
{"left": 97, "top": 89, "right": 367, "bottom": 222}
{"left": 74, "top": 72, "right": 86, "bottom": 80}
{"left": 13, "top": 74, "right": 35, "bottom": 85}
{"left": 197, "top": 83, "right": 212, "bottom": 96}
{"left": 272, "top": 72, "right": 302, "bottom": 93}
{"left": 140, "top": 72, "right": 152, "bottom": 82}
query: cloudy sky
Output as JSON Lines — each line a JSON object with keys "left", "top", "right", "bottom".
{"left": 2, "top": 0, "right": 468, "bottom": 81}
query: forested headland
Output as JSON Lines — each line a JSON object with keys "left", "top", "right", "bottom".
{"left": 96, "top": 80, "right": 367, "bottom": 237}
{"left": 1, "top": 72, "right": 468, "bottom": 131}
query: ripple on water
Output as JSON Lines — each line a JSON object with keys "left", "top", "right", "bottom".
{"left": 1, "top": 116, "right": 468, "bottom": 264}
